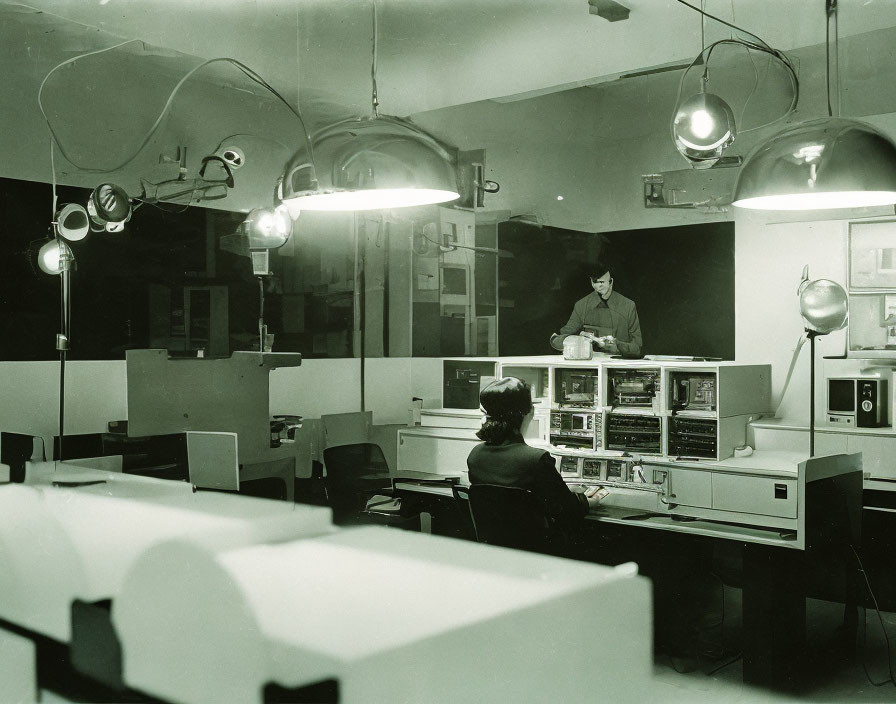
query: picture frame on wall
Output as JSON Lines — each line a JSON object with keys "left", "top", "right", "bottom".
{"left": 849, "top": 220, "right": 896, "bottom": 289}
{"left": 847, "top": 220, "right": 896, "bottom": 358}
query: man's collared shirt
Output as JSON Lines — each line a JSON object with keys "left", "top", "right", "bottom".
{"left": 556, "top": 290, "right": 642, "bottom": 356}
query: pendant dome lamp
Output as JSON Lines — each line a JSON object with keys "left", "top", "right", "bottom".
{"left": 278, "top": 0, "right": 459, "bottom": 213}
{"left": 733, "top": 1, "right": 896, "bottom": 210}
{"left": 278, "top": 114, "right": 460, "bottom": 212}
{"left": 731, "top": 117, "right": 896, "bottom": 210}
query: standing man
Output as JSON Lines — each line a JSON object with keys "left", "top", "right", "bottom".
{"left": 550, "top": 262, "right": 642, "bottom": 357}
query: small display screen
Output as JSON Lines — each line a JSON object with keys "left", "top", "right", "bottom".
{"left": 559, "top": 456, "right": 579, "bottom": 474}
{"left": 828, "top": 379, "right": 855, "bottom": 413}
{"left": 582, "top": 458, "right": 603, "bottom": 478}
{"left": 555, "top": 369, "right": 600, "bottom": 407}
{"left": 606, "top": 460, "right": 624, "bottom": 480}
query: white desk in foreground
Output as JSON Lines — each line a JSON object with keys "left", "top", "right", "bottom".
{"left": 0, "top": 461, "right": 654, "bottom": 704}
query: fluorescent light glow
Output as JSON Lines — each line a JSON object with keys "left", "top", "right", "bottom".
{"left": 287, "top": 188, "right": 460, "bottom": 212}
{"left": 733, "top": 191, "right": 896, "bottom": 210}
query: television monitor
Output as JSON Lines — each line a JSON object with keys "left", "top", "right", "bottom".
{"left": 554, "top": 368, "right": 600, "bottom": 408}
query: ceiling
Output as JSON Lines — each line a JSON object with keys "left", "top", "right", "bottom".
{"left": 9, "top": 0, "right": 896, "bottom": 117}
{"left": 2, "top": 0, "right": 894, "bottom": 210}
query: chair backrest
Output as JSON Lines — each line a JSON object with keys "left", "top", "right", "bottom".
{"left": 186, "top": 431, "right": 240, "bottom": 491}
{"left": 465, "top": 484, "right": 554, "bottom": 553}
{"left": 322, "top": 443, "right": 391, "bottom": 512}
{"left": 321, "top": 411, "right": 372, "bottom": 448}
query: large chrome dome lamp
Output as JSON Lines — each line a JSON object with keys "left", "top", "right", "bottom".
{"left": 733, "top": 0, "right": 896, "bottom": 210}
{"left": 278, "top": 115, "right": 460, "bottom": 212}
{"left": 278, "top": 0, "right": 459, "bottom": 213}
{"left": 733, "top": 118, "right": 896, "bottom": 210}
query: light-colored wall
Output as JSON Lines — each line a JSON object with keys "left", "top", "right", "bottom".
{"left": 0, "top": 357, "right": 422, "bottom": 463}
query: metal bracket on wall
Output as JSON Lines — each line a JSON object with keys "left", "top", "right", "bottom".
{"left": 642, "top": 158, "right": 742, "bottom": 210}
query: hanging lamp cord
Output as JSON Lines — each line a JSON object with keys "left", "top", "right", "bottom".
{"left": 371, "top": 0, "right": 380, "bottom": 118}
{"left": 825, "top": 0, "right": 837, "bottom": 118}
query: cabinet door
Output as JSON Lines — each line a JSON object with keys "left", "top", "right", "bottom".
{"left": 847, "top": 435, "right": 896, "bottom": 479}
{"left": 712, "top": 474, "right": 797, "bottom": 519}
{"left": 666, "top": 467, "right": 712, "bottom": 509}
{"left": 814, "top": 432, "right": 849, "bottom": 458}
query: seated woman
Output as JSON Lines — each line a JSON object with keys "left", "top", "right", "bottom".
{"left": 466, "top": 376, "right": 606, "bottom": 536}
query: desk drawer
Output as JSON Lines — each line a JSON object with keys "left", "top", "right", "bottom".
{"left": 712, "top": 474, "right": 797, "bottom": 519}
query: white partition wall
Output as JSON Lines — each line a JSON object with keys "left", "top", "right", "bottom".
{"left": 0, "top": 361, "right": 127, "bottom": 453}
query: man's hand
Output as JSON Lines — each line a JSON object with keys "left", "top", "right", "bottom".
{"left": 578, "top": 331, "right": 599, "bottom": 344}
{"left": 596, "top": 335, "right": 619, "bottom": 354}
{"left": 585, "top": 486, "right": 609, "bottom": 509}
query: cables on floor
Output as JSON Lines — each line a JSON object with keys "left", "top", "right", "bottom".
{"left": 850, "top": 544, "right": 896, "bottom": 687}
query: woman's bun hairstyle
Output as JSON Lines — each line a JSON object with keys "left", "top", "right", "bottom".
{"left": 476, "top": 377, "right": 533, "bottom": 444}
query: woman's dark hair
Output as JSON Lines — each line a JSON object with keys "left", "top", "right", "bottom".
{"left": 476, "top": 377, "right": 533, "bottom": 444}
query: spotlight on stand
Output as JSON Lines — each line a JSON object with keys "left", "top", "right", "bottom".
{"left": 37, "top": 224, "right": 82, "bottom": 461}
{"left": 797, "top": 266, "right": 848, "bottom": 457}
{"left": 798, "top": 270, "right": 849, "bottom": 336}
{"left": 39, "top": 200, "right": 99, "bottom": 460}
{"left": 672, "top": 92, "right": 736, "bottom": 168}
{"left": 225, "top": 206, "right": 294, "bottom": 353}
{"left": 87, "top": 183, "right": 132, "bottom": 232}
{"left": 54, "top": 203, "right": 89, "bottom": 241}
{"left": 37, "top": 238, "right": 74, "bottom": 276}
{"left": 241, "top": 205, "right": 293, "bottom": 276}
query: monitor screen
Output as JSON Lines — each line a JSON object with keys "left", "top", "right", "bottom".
{"left": 554, "top": 369, "right": 600, "bottom": 407}
{"left": 828, "top": 379, "right": 855, "bottom": 413}
{"left": 442, "top": 360, "right": 497, "bottom": 409}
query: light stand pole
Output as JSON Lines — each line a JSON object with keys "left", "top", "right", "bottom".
{"left": 257, "top": 275, "right": 266, "bottom": 353}
{"left": 56, "top": 243, "right": 74, "bottom": 461}
{"left": 807, "top": 329, "right": 819, "bottom": 457}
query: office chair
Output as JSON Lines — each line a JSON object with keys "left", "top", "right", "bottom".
{"left": 322, "top": 443, "right": 418, "bottom": 529}
{"left": 463, "top": 484, "right": 567, "bottom": 556}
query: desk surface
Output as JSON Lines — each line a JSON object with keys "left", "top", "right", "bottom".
{"left": 393, "top": 478, "right": 800, "bottom": 548}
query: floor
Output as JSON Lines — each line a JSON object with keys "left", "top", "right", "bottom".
{"left": 649, "top": 587, "right": 896, "bottom": 703}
